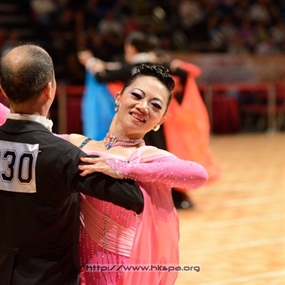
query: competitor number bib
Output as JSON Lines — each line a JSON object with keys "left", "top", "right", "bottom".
{"left": 0, "top": 141, "right": 39, "bottom": 193}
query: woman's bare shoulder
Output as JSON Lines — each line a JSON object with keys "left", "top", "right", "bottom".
{"left": 69, "top": 133, "right": 89, "bottom": 147}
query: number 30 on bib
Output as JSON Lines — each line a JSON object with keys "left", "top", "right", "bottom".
{"left": 0, "top": 141, "right": 39, "bottom": 193}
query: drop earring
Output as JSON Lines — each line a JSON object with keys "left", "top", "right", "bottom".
{"left": 114, "top": 102, "right": 120, "bottom": 112}
{"left": 153, "top": 124, "right": 160, "bottom": 132}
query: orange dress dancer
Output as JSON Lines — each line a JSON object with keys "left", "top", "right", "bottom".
{"left": 164, "top": 61, "right": 221, "bottom": 183}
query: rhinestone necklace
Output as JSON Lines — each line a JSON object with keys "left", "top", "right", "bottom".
{"left": 104, "top": 133, "right": 145, "bottom": 150}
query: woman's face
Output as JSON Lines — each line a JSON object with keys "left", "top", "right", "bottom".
{"left": 116, "top": 75, "right": 169, "bottom": 137}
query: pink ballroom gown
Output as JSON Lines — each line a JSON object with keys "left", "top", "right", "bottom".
{"left": 78, "top": 145, "right": 208, "bottom": 285}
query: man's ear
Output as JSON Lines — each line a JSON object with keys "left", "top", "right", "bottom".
{"left": 0, "top": 86, "right": 8, "bottom": 98}
{"left": 43, "top": 81, "right": 53, "bottom": 100}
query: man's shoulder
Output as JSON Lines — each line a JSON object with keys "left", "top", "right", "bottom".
{"left": 40, "top": 131, "right": 79, "bottom": 150}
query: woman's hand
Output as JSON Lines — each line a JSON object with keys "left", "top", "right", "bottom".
{"left": 79, "top": 156, "right": 123, "bottom": 179}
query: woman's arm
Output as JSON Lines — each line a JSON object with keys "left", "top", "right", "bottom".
{"left": 105, "top": 156, "right": 208, "bottom": 189}
{"left": 80, "top": 153, "right": 208, "bottom": 189}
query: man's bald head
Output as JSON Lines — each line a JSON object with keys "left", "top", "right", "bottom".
{"left": 0, "top": 44, "right": 54, "bottom": 104}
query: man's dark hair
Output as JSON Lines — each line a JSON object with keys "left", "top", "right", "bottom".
{"left": 125, "top": 32, "right": 159, "bottom": 53}
{"left": 0, "top": 44, "right": 54, "bottom": 103}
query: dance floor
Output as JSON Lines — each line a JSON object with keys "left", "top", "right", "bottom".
{"left": 175, "top": 132, "right": 285, "bottom": 285}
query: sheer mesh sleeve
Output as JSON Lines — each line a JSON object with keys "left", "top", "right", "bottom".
{"left": 105, "top": 155, "right": 208, "bottom": 189}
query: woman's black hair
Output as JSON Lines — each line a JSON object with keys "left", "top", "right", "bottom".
{"left": 121, "top": 64, "right": 175, "bottom": 109}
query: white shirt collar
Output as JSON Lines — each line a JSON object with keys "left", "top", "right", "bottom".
{"left": 6, "top": 113, "right": 53, "bottom": 132}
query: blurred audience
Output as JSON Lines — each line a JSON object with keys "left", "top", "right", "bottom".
{"left": 1, "top": 0, "right": 284, "bottom": 83}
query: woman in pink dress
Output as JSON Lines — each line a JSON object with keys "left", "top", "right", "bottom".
{"left": 68, "top": 64, "right": 208, "bottom": 284}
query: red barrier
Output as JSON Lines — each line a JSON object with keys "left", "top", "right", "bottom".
{"left": 199, "top": 82, "right": 285, "bottom": 132}
{"left": 55, "top": 85, "right": 85, "bottom": 134}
